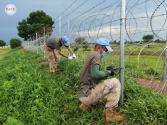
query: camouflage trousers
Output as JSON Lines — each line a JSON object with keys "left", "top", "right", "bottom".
{"left": 44, "top": 44, "right": 59, "bottom": 73}
{"left": 79, "top": 78, "right": 121, "bottom": 111}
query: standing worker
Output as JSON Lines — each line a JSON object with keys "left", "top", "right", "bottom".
{"left": 78, "top": 38, "right": 125, "bottom": 122}
{"left": 44, "top": 36, "right": 76, "bottom": 73}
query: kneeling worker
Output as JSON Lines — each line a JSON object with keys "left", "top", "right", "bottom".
{"left": 44, "top": 36, "right": 76, "bottom": 73}
{"left": 78, "top": 38, "right": 125, "bottom": 122}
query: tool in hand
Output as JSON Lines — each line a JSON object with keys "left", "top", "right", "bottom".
{"left": 107, "top": 65, "right": 119, "bottom": 76}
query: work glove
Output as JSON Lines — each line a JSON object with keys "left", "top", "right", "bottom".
{"left": 68, "top": 56, "right": 73, "bottom": 60}
{"left": 108, "top": 69, "right": 115, "bottom": 76}
{"left": 107, "top": 65, "right": 119, "bottom": 76}
{"left": 73, "top": 54, "right": 76, "bottom": 59}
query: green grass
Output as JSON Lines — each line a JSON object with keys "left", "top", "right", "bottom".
{"left": 112, "top": 43, "right": 165, "bottom": 52}
{"left": 0, "top": 48, "right": 11, "bottom": 59}
{"left": 62, "top": 47, "right": 164, "bottom": 74}
{"left": 0, "top": 49, "right": 167, "bottom": 124}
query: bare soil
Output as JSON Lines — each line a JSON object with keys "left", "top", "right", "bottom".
{"left": 19, "top": 47, "right": 24, "bottom": 50}
{"left": 39, "top": 61, "right": 48, "bottom": 64}
{"left": 0, "top": 50, "right": 4, "bottom": 51}
{"left": 136, "top": 78, "right": 167, "bottom": 95}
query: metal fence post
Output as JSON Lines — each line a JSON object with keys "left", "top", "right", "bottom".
{"left": 119, "top": 0, "right": 125, "bottom": 108}
{"left": 68, "top": 21, "right": 70, "bottom": 56}
{"left": 59, "top": 15, "right": 61, "bottom": 61}
{"left": 163, "top": 33, "right": 167, "bottom": 93}
{"left": 33, "top": 36, "right": 34, "bottom": 53}
{"left": 36, "top": 33, "right": 38, "bottom": 54}
{"left": 44, "top": 27, "right": 45, "bottom": 59}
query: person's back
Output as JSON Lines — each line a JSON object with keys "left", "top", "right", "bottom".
{"left": 78, "top": 51, "right": 101, "bottom": 98}
{"left": 46, "top": 37, "right": 61, "bottom": 50}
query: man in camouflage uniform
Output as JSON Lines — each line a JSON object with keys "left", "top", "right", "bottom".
{"left": 44, "top": 36, "right": 76, "bottom": 73}
{"left": 78, "top": 38, "right": 126, "bottom": 122}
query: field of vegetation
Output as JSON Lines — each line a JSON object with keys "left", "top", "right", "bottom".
{"left": 0, "top": 47, "right": 167, "bottom": 124}
{"left": 61, "top": 43, "right": 165, "bottom": 75}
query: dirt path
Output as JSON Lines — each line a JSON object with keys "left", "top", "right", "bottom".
{"left": 39, "top": 61, "right": 47, "bottom": 64}
{"left": 136, "top": 78, "right": 167, "bottom": 95}
{"left": 0, "top": 50, "right": 4, "bottom": 51}
{"left": 19, "top": 47, "right": 24, "bottom": 50}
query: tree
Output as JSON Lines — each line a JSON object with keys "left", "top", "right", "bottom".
{"left": 73, "top": 46, "right": 79, "bottom": 52}
{"left": 0, "top": 40, "right": 6, "bottom": 47}
{"left": 154, "top": 39, "right": 161, "bottom": 43}
{"left": 142, "top": 35, "right": 154, "bottom": 48}
{"left": 10, "top": 39, "right": 22, "bottom": 49}
{"left": 82, "top": 41, "right": 91, "bottom": 51}
{"left": 17, "top": 10, "right": 54, "bottom": 41}
{"left": 74, "top": 37, "right": 85, "bottom": 44}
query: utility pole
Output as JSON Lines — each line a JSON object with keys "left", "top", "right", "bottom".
{"left": 119, "top": 0, "right": 125, "bottom": 108}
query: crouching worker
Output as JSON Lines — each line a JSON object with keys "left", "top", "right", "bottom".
{"left": 78, "top": 38, "right": 125, "bottom": 122}
{"left": 44, "top": 36, "right": 76, "bottom": 73}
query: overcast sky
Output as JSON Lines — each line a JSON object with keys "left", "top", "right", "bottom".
{"left": 1, "top": 0, "right": 167, "bottom": 44}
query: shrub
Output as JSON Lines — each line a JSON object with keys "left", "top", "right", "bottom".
{"left": 10, "top": 39, "right": 22, "bottom": 49}
{"left": 144, "top": 67, "right": 159, "bottom": 75}
{"left": 73, "top": 46, "right": 79, "bottom": 52}
{"left": 82, "top": 41, "right": 91, "bottom": 51}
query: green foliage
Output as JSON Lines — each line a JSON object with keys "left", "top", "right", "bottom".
{"left": 74, "top": 37, "right": 85, "bottom": 44}
{"left": 17, "top": 10, "right": 54, "bottom": 41}
{"left": 10, "top": 39, "right": 22, "bottom": 49}
{"left": 143, "top": 67, "right": 159, "bottom": 75}
{"left": 82, "top": 41, "right": 91, "bottom": 51}
{"left": 142, "top": 35, "right": 154, "bottom": 48}
{"left": 0, "top": 49, "right": 167, "bottom": 124}
{"left": 154, "top": 39, "right": 161, "bottom": 43}
{"left": 73, "top": 46, "right": 79, "bottom": 52}
{"left": 4, "top": 117, "right": 23, "bottom": 125}
{"left": 0, "top": 40, "right": 6, "bottom": 46}
{"left": 9, "top": 46, "right": 22, "bottom": 53}
{"left": 142, "top": 35, "right": 154, "bottom": 42}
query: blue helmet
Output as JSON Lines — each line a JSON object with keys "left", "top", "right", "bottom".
{"left": 96, "top": 38, "right": 113, "bottom": 52}
{"left": 62, "top": 36, "right": 69, "bottom": 46}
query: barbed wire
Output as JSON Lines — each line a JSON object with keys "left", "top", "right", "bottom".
{"left": 54, "top": 0, "right": 89, "bottom": 25}
{"left": 54, "top": 0, "right": 78, "bottom": 21}
{"left": 23, "top": 0, "right": 167, "bottom": 96}
{"left": 150, "top": 0, "right": 167, "bottom": 41}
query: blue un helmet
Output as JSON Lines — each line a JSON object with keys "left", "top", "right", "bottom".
{"left": 62, "top": 36, "right": 69, "bottom": 46}
{"left": 96, "top": 38, "right": 113, "bottom": 52}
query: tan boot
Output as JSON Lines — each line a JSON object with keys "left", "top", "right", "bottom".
{"left": 79, "top": 103, "right": 91, "bottom": 111}
{"left": 55, "top": 69, "right": 60, "bottom": 72}
{"left": 104, "top": 107, "right": 126, "bottom": 122}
